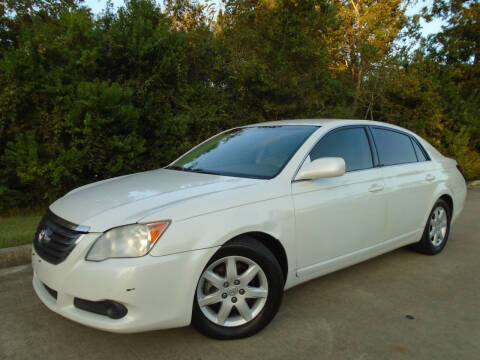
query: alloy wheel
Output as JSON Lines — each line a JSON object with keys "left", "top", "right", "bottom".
{"left": 196, "top": 256, "right": 269, "bottom": 327}
{"left": 429, "top": 206, "right": 448, "bottom": 247}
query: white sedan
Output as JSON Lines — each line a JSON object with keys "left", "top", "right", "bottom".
{"left": 32, "top": 119, "right": 467, "bottom": 339}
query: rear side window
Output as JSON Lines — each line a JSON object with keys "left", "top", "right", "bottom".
{"left": 411, "top": 139, "right": 428, "bottom": 161}
{"left": 310, "top": 127, "right": 373, "bottom": 172}
{"left": 372, "top": 128, "right": 417, "bottom": 166}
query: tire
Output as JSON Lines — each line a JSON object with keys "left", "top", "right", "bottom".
{"left": 192, "top": 237, "right": 284, "bottom": 339}
{"left": 411, "top": 199, "right": 451, "bottom": 255}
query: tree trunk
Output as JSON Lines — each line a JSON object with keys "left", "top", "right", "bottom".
{"left": 353, "top": 65, "right": 362, "bottom": 115}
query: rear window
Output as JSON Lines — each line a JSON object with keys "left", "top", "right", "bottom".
{"left": 371, "top": 128, "right": 417, "bottom": 166}
{"left": 411, "top": 139, "right": 428, "bottom": 161}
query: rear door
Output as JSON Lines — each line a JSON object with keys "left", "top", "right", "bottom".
{"left": 292, "top": 126, "right": 387, "bottom": 274}
{"left": 370, "top": 127, "right": 436, "bottom": 242}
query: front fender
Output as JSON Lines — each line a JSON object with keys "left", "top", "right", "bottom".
{"left": 149, "top": 196, "right": 296, "bottom": 277}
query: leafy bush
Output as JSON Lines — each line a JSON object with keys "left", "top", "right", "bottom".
{"left": 0, "top": 0, "right": 479, "bottom": 212}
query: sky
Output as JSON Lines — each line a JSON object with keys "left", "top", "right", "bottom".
{"left": 405, "top": 0, "right": 445, "bottom": 36}
{"left": 83, "top": 0, "right": 446, "bottom": 37}
{"left": 84, "top": 0, "right": 123, "bottom": 14}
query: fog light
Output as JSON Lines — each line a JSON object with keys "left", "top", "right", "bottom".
{"left": 105, "top": 301, "right": 128, "bottom": 319}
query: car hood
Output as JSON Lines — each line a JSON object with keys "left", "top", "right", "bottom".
{"left": 49, "top": 169, "right": 262, "bottom": 232}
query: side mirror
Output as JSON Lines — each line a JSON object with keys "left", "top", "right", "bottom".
{"left": 295, "top": 157, "right": 346, "bottom": 181}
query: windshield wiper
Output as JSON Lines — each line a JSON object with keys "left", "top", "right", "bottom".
{"left": 165, "top": 166, "right": 221, "bottom": 176}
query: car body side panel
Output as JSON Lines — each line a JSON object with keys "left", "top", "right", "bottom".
{"left": 292, "top": 224, "right": 420, "bottom": 284}
{"left": 437, "top": 158, "right": 467, "bottom": 223}
{"left": 148, "top": 194, "right": 298, "bottom": 289}
{"left": 380, "top": 161, "right": 436, "bottom": 242}
{"left": 411, "top": 153, "right": 466, "bottom": 229}
{"left": 292, "top": 168, "right": 387, "bottom": 270}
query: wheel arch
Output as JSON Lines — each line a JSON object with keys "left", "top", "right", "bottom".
{"left": 438, "top": 193, "right": 454, "bottom": 215}
{"left": 429, "top": 180, "right": 455, "bottom": 216}
{"left": 418, "top": 187, "right": 455, "bottom": 237}
{"left": 225, "top": 232, "right": 289, "bottom": 285}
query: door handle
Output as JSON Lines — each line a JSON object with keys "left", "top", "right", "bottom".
{"left": 369, "top": 184, "right": 384, "bottom": 193}
{"left": 426, "top": 174, "right": 435, "bottom": 182}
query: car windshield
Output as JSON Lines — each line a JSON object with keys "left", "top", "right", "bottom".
{"left": 167, "top": 125, "right": 318, "bottom": 179}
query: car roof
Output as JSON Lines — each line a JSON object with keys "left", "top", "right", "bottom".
{"left": 246, "top": 119, "right": 392, "bottom": 127}
{"left": 244, "top": 119, "right": 444, "bottom": 160}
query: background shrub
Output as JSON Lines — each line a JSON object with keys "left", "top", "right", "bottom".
{"left": 0, "top": 0, "right": 479, "bottom": 212}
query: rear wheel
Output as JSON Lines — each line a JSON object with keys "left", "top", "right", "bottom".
{"left": 412, "top": 199, "right": 451, "bottom": 255}
{"left": 192, "top": 237, "right": 284, "bottom": 339}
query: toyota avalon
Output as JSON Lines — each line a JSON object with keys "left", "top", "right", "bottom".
{"left": 32, "top": 119, "right": 467, "bottom": 339}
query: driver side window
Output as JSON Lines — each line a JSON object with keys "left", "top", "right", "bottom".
{"left": 310, "top": 127, "right": 373, "bottom": 172}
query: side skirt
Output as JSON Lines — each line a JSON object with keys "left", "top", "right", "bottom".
{"left": 288, "top": 229, "right": 422, "bottom": 289}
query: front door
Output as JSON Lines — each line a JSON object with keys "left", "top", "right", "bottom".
{"left": 292, "top": 126, "right": 387, "bottom": 275}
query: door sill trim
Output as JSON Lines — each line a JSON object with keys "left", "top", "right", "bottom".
{"left": 296, "top": 229, "right": 421, "bottom": 279}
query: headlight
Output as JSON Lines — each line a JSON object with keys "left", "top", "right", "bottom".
{"left": 86, "top": 222, "right": 170, "bottom": 261}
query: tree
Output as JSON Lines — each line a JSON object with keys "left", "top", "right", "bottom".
{"left": 427, "top": 0, "right": 480, "bottom": 164}
{"left": 331, "top": 0, "right": 410, "bottom": 114}
{"left": 219, "top": 0, "right": 341, "bottom": 120}
{"left": 1, "top": 0, "right": 480, "bottom": 212}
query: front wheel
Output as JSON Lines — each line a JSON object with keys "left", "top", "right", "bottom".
{"left": 412, "top": 199, "right": 451, "bottom": 255}
{"left": 192, "top": 237, "right": 284, "bottom": 339}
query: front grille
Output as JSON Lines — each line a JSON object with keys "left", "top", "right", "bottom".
{"left": 33, "top": 210, "right": 88, "bottom": 265}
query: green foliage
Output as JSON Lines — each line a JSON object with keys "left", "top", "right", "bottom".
{"left": 219, "top": 0, "right": 340, "bottom": 120}
{"left": 0, "top": 0, "right": 479, "bottom": 212}
{"left": 0, "top": 214, "right": 42, "bottom": 248}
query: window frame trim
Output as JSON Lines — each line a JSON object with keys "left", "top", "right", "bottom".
{"left": 369, "top": 125, "right": 431, "bottom": 167}
{"left": 409, "top": 137, "right": 422, "bottom": 162}
{"left": 291, "top": 124, "right": 433, "bottom": 183}
{"left": 292, "top": 125, "right": 377, "bottom": 182}
{"left": 410, "top": 136, "right": 431, "bottom": 162}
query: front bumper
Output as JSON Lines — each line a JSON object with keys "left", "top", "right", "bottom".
{"left": 32, "top": 233, "right": 219, "bottom": 333}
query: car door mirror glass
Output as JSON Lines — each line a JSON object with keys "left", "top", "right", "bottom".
{"left": 295, "top": 157, "right": 346, "bottom": 181}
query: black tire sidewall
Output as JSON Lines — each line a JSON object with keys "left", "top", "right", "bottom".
{"left": 192, "top": 238, "right": 284, "bottom": 339}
